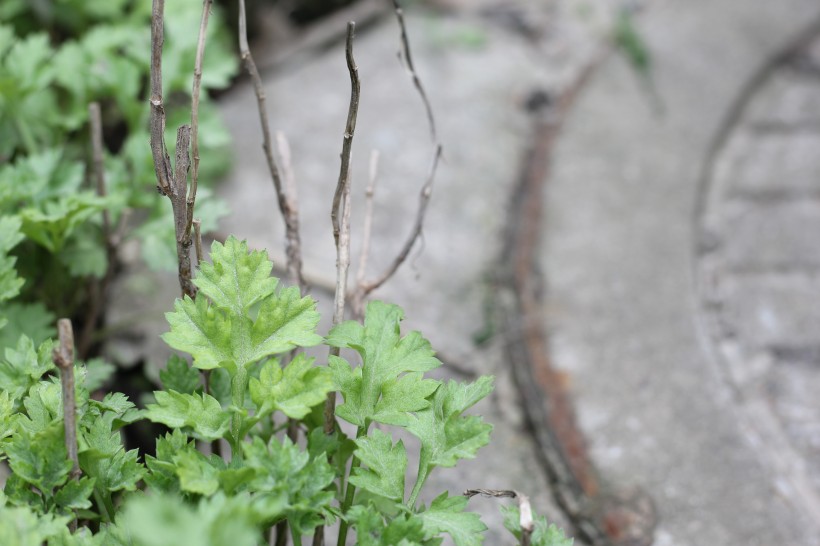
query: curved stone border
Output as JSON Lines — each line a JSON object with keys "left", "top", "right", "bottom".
{"left": 543, "top": 1, "right": 820, "bottom": 544}
{"left": 695, "top": 20, "right": 820, "bottom": 531}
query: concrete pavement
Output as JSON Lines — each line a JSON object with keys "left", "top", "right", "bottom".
{"left": 193, "top": 0, "right": 820, "bottom": 543}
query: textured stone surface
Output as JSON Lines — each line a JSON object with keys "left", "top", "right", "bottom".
{"left": 545, "top": 1, "right": 820, "bottom": 545}
{"left": 214, "top": 3, "right": 606, "bottom": 542}
{"left": 103, "top": 1, "right": 820, "bottom": 544}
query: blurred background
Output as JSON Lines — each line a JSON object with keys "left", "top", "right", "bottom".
{"left": 2, "top": 0, "right": 820, "bottom": 544}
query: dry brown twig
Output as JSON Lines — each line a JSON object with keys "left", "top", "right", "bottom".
{"left": 238, "top": 0, "right": 305, "bottom": 292}
{"left": 322, "top": 20, "right": 360, "bottom": 437}
{"left": 53, "top": 319, "right": 81, "bottom": 531}
{"left": 463, "top": 489, "right": 534, "bottom": 546}
{"left": 193, "top": 218, "right": 203, "bottom": 266}
{"left": 186, "top": 0, "right": 213, "bottom": 240}
{"left": 312, "top": 21, "right": 360, "bottom": 546}
{"left": 354, "top": 150, "right": 380, "bottom": 292}
{"left": 79, "top": 102, "right": 116, "bottom": 357}
{"left": 53, "top": 319, "right": 81, "bottom": 482}
{"left": 349, "top": 0, "right": 442, "bottom": 319}
{"left": 392, "top": 0, "right": 436, "bottom": 141}
{"left": 149, "top": 0, "right": 196, "bottom": 299}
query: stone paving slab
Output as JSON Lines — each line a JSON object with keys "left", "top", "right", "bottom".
{"left": 544, "top": 1, "right": 820, "bottom": 545}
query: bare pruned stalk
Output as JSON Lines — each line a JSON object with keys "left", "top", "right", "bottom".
{"left": 323, "top": 21, "right": 360, "bottom": 438}
{"left": 351, "top": 150, "right": 379, "bottom": 316}
{"left": 312, "top": 22, "right": 360, "bottom": 546}
{"left": 351, "top": 145, "right": 441, "bottom": 314}
{"left": 187, "top": 0, "right": 213, "bottom": 239}
{"left": 89, "top": 103, "right": 112, "bottom": 240}
{"left": 150, "top": 0, "right": 196, "bottom": 299}
{"left": 193, "top": 218, "right": 203, "bottom": 266}
{"left": 79, "top": 102, "right": 117, "bottom": 357}
{"left": 350, "top": 1, "right": 442, "bottom": 316}
{"left": 238, "top": 0, "right": 305, "bottom": 292}
{"left": 53, "top": 319, "right": 80, "bottom": 481}
{"left": 392, "top": 0, "right": 436, "bottom": 141}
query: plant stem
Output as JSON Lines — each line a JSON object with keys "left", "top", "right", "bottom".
{"left": 290, "top": 525, "right": 302, "bottom": 546}
{"left": 336, "top": 425, "right": 366, "bottom": 546}
{"left": 407, "top": 463, "right": 428, "bottom": 508}
{"left": 52, "top": 319, "right": 81, "bottom": 481}
{"left": 14, "top": 115, "right": 38, "bottom": 156}
{"left": 229, "top": 366, "right": 249, "bottom": 460}
{"left": 93, "top": 489, "right": 113, "bottom": 523}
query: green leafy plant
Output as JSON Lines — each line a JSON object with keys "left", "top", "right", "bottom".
{"left": 0, "top": 237, "right": 572, "bottom": 545}
{"left": 0, "top": 2, "right": 573, "bottom": 544}
{"left": 0, "top": 1, "right": 236, "bottom": 351}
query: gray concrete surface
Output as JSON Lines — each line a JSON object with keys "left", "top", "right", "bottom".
{"left": 106, "top": 0, "right": 820, "bottom": 543}
{"left": 544, "top": 1, "right": 820, "bottom": 545}
{"left": 215, "top": 3, "right": 599, "bottom": 540}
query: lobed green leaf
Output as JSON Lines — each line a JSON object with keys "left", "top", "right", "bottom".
{"left": 418, "top": 493, "right": 486, "bottom": 546}
{"left": 249, "top": 354, "right": 333, "bottom": 420}
{"left": 349, "top": 429, "right": 408, "bottom": 502}
{"left": 328, "top": 301, "right": 441, "bottom": 427}
{"left": 144, "top": 390, "right": 230, "bottom": 442}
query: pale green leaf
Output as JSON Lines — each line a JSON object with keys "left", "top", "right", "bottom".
{"left": 406, "top": 378, "right": 494, "bottom": 502}
{"left": 78, "top": 420, "right": 144, "bottom": 493}
{"left": 159, "top": 354, "right": 201, "bottom": 394}
{"left": 0, "top": 504, "right": 70, "bottom": 545}
{"left": 0, "top": 215, "right": 23, "bottom": 303}
{"left": 161, "top": 295, "right": 233, "bottom": 371}
{"left": 2, "top": 423, "right": 71, "bottom": 493}
{"left": 248, "top": 285, "right": 323, "bottom": 360}
{"left": 144, "top": 430, "right": 195, "bottom": 493}
{"left": 349, "top": 429, "right": 407, "bottom": 502}
{"left": 174, "top": 449, "right": 221, "bottom": 496}
{"left": 162, "top": 238, "right": 322, "bottom": 372}
{"left": 194, "top": 236, "right": 278, "bottom": 315}
{"left": 117, "top": 492, "right": 260, "bottom": 546}
{"left": 82, "top": 358, "right": 116, "bottom": 391}
{"left": 144, "top": 390, "right": 230, "bottom": 442}
{"left": 0, "top": 336, "right": 54, "bottom": 403}
{"left": 328, "top": 301, "right": 441, "bottom": 427}
{"left": 419, "top": 493, "right": 486, "bottom": 546}
{"left": 0, "top": 391, "right": 15, "bottom": 440}
{"left": 374, "top": 373, "right": 440, "bottom": 427}
{"left": 242, "top": 436, "right": 335, "bottom": 535}
{"left": 54, "top": 476, "right": 96, "bottom": 512}
{"left": 249, "top": 354, "right": 333, "bottom": 419}
{"left": 0, "top": 303, "right": 55, "bottom": 350}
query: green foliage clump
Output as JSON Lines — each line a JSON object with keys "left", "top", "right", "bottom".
{"left": 0, "top": 1, "right": 236, "bottom": 347}
{"left": 0, "top": 237, "right": 565, "bottom": 545}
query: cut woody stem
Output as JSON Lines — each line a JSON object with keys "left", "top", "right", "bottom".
{"left": 53, "top": 319, "right": 81, "bottom": 530}
{"left": 78, "top": 102, "right": 117, "bottom": 358}
{"left": 149, "top": 0, "right": 196, "bottom": 299}
{"left": 324, "top": 20, "right": 359, "bottom": 439}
